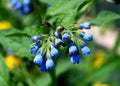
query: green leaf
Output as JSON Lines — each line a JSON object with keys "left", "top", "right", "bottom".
{"left": 24, "top": 25, "right": 48, "bottom": 36}
{"left": 41, "top": 0, "right": 87, "bottom": 27}
{"left": 0, "top": 29, "right": 33, "bottom": 59}
{"left": 0, "top": 36, "right": 33, "bottom": 58}
{"left": 0, "top": 54, "right": 9, "bottom": 86}
{"left": 91, "top": 11, "right": 120, "bottom": 26}
{"left": 0, "top": 26, "right": 49, "bottom": 59}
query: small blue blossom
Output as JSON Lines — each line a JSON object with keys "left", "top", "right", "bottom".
{"left": 45, "top": 58, "right": 55, "bottom": 70}
{"left": 81, "top": 44, "right": 91, "bottom": 56}
{"left": 30, "top": 43, "right": 41, "bottom": 54}
{"left": 80, "top": 32, "right": 93, "bottom": 42}
{"left": 50, "top": 45, "right": 59, "bottom": 58}
{"left": 80, "top": 22, "right": 91, "bottom": 29}
{"left": 54, "top": 38, "right": 63, "bottom": 46}
{"left": 62, "top": 32, "right": 70, "bottom": 42}
{"left": 70, "top": 55, "right": 80, "bottom": 64}
{"left": 40, "top": 60, "right": 47, "bottom": 72}
{"left": 33, "top": 51, "right": 43, "bottom": 65}
{"left": 69, "top": 42, "right": 78, "bottom": 55}
{"left": 31, "top": 36, "right": 42, "bottom": 42}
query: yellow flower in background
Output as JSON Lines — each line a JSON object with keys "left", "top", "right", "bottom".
{"left": 92, "top": 82, "right": 109, "bottom": 86}
{"left": 93, "top": 50, "right": 107, "bottom": 69}
{"left": 5, "top": 55, "right": 21, "bottom": 70}
{"left": 0, "top": 21, "right": 11, "bottom": 30}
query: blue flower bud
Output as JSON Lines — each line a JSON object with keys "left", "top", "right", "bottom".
{"left": 23, "top": 5, "right": 31, "bottom": 13}
{"left": 80, "top": 32, "right": 93, "bottom": 42}
{"left": 54, "top": 30, "right": 61, "bottom": 37}
{"left": 15, "top": 2, "right": 22, "bottom": 9}
{"left": 50, "top": 45, "right": 59, "bottom": 58}
{"left": 81, "top": 44, "right": 91, "bottom": 56}
{"left": 11, "top": 0, "right": 18, "bottom": 7}
{"left": 54, "top": 38, "right": 63, "bottom": 46}
{"left": 31, "top": 36, "right": 42, "bottom": 42}
{"left": 33, "top": 51, "right": 43, "bottom": 65}
{"left": 62, "top": 32, "right": 70, "bottom": 42}
{"left": 80, "top": 22, "right": 91, "bottom": 29}
{"left": 40, "top": 60, "right": 47, "bottom": 72}
{"left": 23, "top": 0, "right": 31, "bottom": 5}
{"left": 30, "top": 43, "right": 41, "bottom": 54}
{"left": 46, "top": 58, "right": 55, "bottom": 69}
{"left": 69, "top": 42, "right": 78, "bottom": 55}
{"left": 70, "top": 55, "right": 80, "bottom": 64}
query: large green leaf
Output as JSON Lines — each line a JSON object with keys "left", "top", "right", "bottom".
{"left": 0, "top": 29, "right": 33, "bottom": 59}
{"left": 91, "top": 11, "right": 120, "bottom": 26}
{"left": 84, "top": 58, "right": 120, "bottom": 83}
{"left": 0, "top": 25, "right": 49, "bottom": 59}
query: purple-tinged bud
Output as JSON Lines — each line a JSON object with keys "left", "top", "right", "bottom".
{"left": 31, "top": 36, "right": 42, "bottom": 42}
{"left": 54, "top": 30, "right": 61, "bottom": 37}
{"left": 56, "top": 26, "right": 64, "bottom": 32}
{"left": 54, "top": 38, "right": 63, "bottom": 46}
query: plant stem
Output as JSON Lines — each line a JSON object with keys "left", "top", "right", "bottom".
{"left": 49, "top": 68, "right": 57, "bottom": 86}
{"left": 31, "top": 0, "right": 42, "bottom": 24}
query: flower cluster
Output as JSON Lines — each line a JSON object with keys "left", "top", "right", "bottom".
{"left": 11, "top": 0, "right": 33, "bottom": 15}
{"left": 30, "top": 22, "right": 93, "bottom": 72}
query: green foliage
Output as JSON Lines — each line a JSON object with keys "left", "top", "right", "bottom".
{"left": 91, "top": 10, "right": 120, "bottom": 26}
{"left": 0, "top": 0, "right": 120, "bottom": 86}
{"left": 0, "top": 54, "right": 9, "bottom": 86}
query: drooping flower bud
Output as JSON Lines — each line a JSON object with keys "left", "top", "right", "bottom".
{"left": 80, "top": 32, "right": 93, "bottom": 42}
{"left": 45, "top": 58, "right": 55, "bottom": 70}
{"left": 33, "top": 51, "right": 43, "bottom": 65}
{"left": 62, "top": 32, "right": 70, "bottom": 42}
{"left": 31, "top": 36, "right": 42, "bottom": 42}
{"left": 70, "top": 55, "right": 80, "bottom": 64}
{"left": 81, "top": 44, "right": 91, "bottom": 56}
{"left": 50, "top": 45, "right": 59, "bottom": 58}
{"left": 69, "top": 42, "right": 78, "bottom": 55}
{"left": 54, "top": 38, "right": 63, "bottom": 46}
{"left": 79, "top": 22, "right": 91, "bottom": 29}
{"left": 30, "top": 43, "right": 41, "bottom": 54}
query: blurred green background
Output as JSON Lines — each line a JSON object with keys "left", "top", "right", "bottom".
{"left": 0, "top": 0, "right": 120, "bottom": 86}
